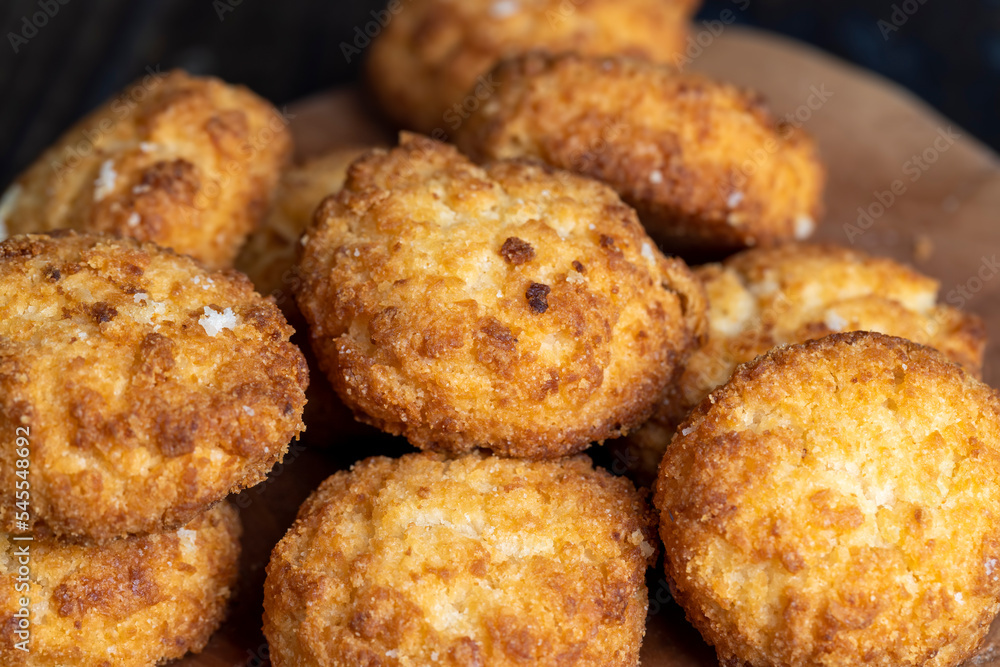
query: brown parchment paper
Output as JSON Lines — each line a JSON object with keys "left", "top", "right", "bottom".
{"left": 177, "top": 26, "right": 1000, "bottom": 667}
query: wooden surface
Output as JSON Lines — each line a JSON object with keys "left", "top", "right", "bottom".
{"left": 177, "top": 26, "right": 1000, "bottom": 667}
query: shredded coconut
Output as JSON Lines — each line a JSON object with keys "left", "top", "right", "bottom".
{"left": 955, "top": 592, "right": 964, "bottom": 603}
{"left": 987, "top": 559, "right": 998, "bottom": 577}
{"left": 641, "top": 242, "right": 655, "bottom": 261}
{"left": 94, "top": 159, "right": 117, "bottom": 201}
{"left": 727, "top": 191, "right": 744, "bottom": 208}
{"left": 199, "top": 306, "right": 238, "bottom": 336}
{"left": 0, "top": 184, "right": 22, "bottom": 241}
{"left": 242, "top": 406, "right": 255, "bottom": 416}
{"left": 127, "top": 212, "right": 141, "bottom": 227}
{"left": 139, "top": 142, "right": 157, "bottom": 153}
{"left": 824, "top": 309, "right": 848, "bottom": 332}
{"left": 649, "top": 170, "right": 663, "bottom": 184}
{"left": 177, "top": 528, "right": 197, "bottom": 556}
{"left": 132, "top": 293, "right": 166, "bottom": 325}
{"left": 488, "top": 0, "right": 519, "bottom": 17}
{"left": 681, "top": 426, "right": 694, "bottom": 436}
{"left": 385, "top": 650, "right": 399, "bottom": 659}
{"left": 794, "top": 214, "right": 815, "bottom": 240}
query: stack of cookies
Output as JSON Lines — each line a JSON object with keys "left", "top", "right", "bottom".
{"left": 2, "top": 0, "right": 998, "bottom": 665}
{"left": 0, "top": 74, "right": 308, "bottom": 665}
{"left": 257, "top": 1, "right": 1000, "bottom": 666}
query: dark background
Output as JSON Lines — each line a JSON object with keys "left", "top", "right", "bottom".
{"left": 1, "top": 0, "right": 997, "bottom": 189}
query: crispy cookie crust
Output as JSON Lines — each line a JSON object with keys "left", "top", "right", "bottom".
{"left": 0, "top": 232, "right": 307, "bottom": 540}
{"left": 366, "top": 0, "right": 698, "bottom": 134}
{"left": 619, "top": 243, "right": 987, "bottom": 486}
{"left": 1, "top": 69, "right": 291, "bottom": 269}
{"left": 295, "top": 134, "right": 706, "bottom": 458}
{"left": 456, "top": 52, "right": 825, "bottom": 255}
{"left": 655, "top": 332, "right": 1000, "bottom": 667}
{"left": 264, "top": 452, "right": 657, "bottom": 667}
{"left": 0, "top": 503, "right": 240, "bottom": 667}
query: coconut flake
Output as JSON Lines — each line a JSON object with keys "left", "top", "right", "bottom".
{"left": 177, "top": 528, "right": 197, "bottom": 556}
{"left": 242, "top": 406, "right": 255, "bottom": 416}
{"left": 794, "top": 214, "right": 815, "bottom": 239}
{"left": 727, "top": 191, "right": 744, "bottom": 208}
{"left": 824, "top": 309, "right": 848, "bottom": 332}
{"left": 0, "top": 184, "right": 21, "bottom": 241}
{"left": 641, "top": 242, "right": 655, "bottom": 261}
{"left": 199, "top": 306, "right": 238, "bottom": 336}
{"left": 94, "top": 159, "right": 117, "bottom": 201}
{"left": 127, "top": 212, "right": 141, "bottom": 227}
{"left": 488, "top": 0, "right": 519, "bottom": 18}
{"left": 649, "top": 170, "right": 663, "bottom": 184}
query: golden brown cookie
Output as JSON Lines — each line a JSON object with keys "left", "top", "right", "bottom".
{"left": 295, "top": 134, "right": 707, "bottom": 458}
{"left": 456, "top": 53, "right": 825, "bottom": 255}
{"left": 236, "top": 146, "right": 373, "bottom": 315}
{"left": 616, "top": 243, "right": 986, "bottom": 486}
{"left": 655, "top": 332, "right": 1000, "bottom": 667}
{"left": 264, "top": 452, "right": 657, "bottom": 667}
{"left": 366, "top": 0, "right": 699, "bottom": 134}
{"left": 0, "top": 503, "right": 240, "bottom": 667}
{"left": 0, "top": 232, "right": 307, "bottom": 540}
{"left": 0, "top": 69, "right": 291, "bottom": 269}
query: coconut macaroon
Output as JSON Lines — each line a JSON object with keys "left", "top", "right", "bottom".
{"left": 655, "top": 332, "right": 1000, "bottom": 667}
{"left": 235, "top": 147, "right": 372, "bottom": 311}
{"left": 0, "top": 503, "right": 240, "bottom": 667}
{"left": 264, "top": 452, "right": 657, "bottom": 667}
{"left": 0, "top": 232, "right": 307, "bottom": 540}
{"left": 0, "top": 69, "right": 291, "bottom": 269}
{"left": 366, "top": 0, "right": 699, "bottom": 135}
{"left": 455, "top": 53, "right": 825, "bottom": 255}
{"left": 295, "top": 134, "right": 707, "bottom": 458}
{"left": 617, "top": 243, "right": 987, "bottom": 486}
